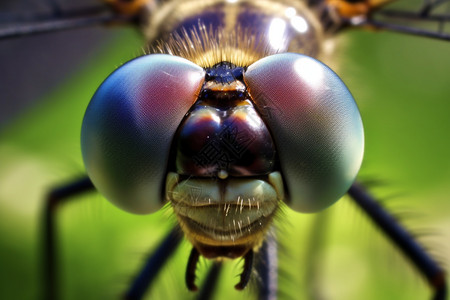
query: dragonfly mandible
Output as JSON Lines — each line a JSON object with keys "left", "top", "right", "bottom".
{"left": 0, "top": 0, "right": 448, "bottom": 300}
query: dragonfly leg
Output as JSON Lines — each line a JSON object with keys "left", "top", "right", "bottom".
{"left": 124, "top": 227, "right": 183, "bottom": 300}
{"left": 235, "top": 249, "right": 254, "bottom": 290}
{"left": 255, "top": 233, "right": 278, "bottom": 300}
{"left": 0, "top": 5, "right": 135, "bottom": 39}
{"left": 187, "top": 246, "right": 254, "bottom": 293}
{"left": 348, "top": 182, "right": 447, "bottom": 300}
{"left": 186, "top": 247, "right": 201, "bottom": 291}
{"left": 42, "top": 176, "right": 95, "bottom": 300}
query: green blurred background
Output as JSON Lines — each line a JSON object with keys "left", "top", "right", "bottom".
{"left": 0, "top": 2, "right": 449, "bottom": 300}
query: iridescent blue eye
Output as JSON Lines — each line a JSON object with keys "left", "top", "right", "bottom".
{"left": 81, "top": 54, "right": 205, "bottom": 214}
{"left": 244, "top": 53, "right": 364, "bottom": 213}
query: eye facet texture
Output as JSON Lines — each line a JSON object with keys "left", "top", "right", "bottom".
{"left": 81, "top": 54, "right": 205, "bottom": 214}
{"left": 244, "top": 53, "right": 364, "bottom": 212}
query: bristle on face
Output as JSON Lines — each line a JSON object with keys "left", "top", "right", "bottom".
{"left": 150, "top": 23, "right": 285, "bottom": 68}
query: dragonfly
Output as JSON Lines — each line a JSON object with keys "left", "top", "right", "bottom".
{"left": 0, "top": 0, "right": 449, "bottom": 299}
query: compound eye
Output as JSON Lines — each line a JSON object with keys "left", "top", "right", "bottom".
{"left": 244, "top": 53, "right": 364, "bottom": 213}
{"left": 81, "top": 54, "right": 205, "bottom": 214}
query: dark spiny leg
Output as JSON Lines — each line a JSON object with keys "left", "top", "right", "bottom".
{"left": 186, "top": 247, "right": 201, "bottom": 291}
{"left": 235, "top": 249, "right": 254, "bottom": 290}
{"left": 348, "top": 182, "right": 447, "bottom": 300}
{"left": 0, "top": 6, "right": 135, "bottom": 40}
{"left": 255, "top": 233, "right": 278, "bottom": 300}
{"left": 42, "top": 176, "right": 95, "bottom": 300}
{"left": 0, "top": 14, "right": 134, "bottom": 39}
{"left": 196, "top": 262, "right": 223, "bottom": 300}
{"left": 124, "top": 227, "right": 182, "bottom": 300}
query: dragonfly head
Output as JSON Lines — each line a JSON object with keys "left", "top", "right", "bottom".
{"left": 81, "top": 52, "right": 364, "bottom": 217}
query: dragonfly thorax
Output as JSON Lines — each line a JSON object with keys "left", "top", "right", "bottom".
{"left": 147, "top": 0, "right": 324, "bottom": 67}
